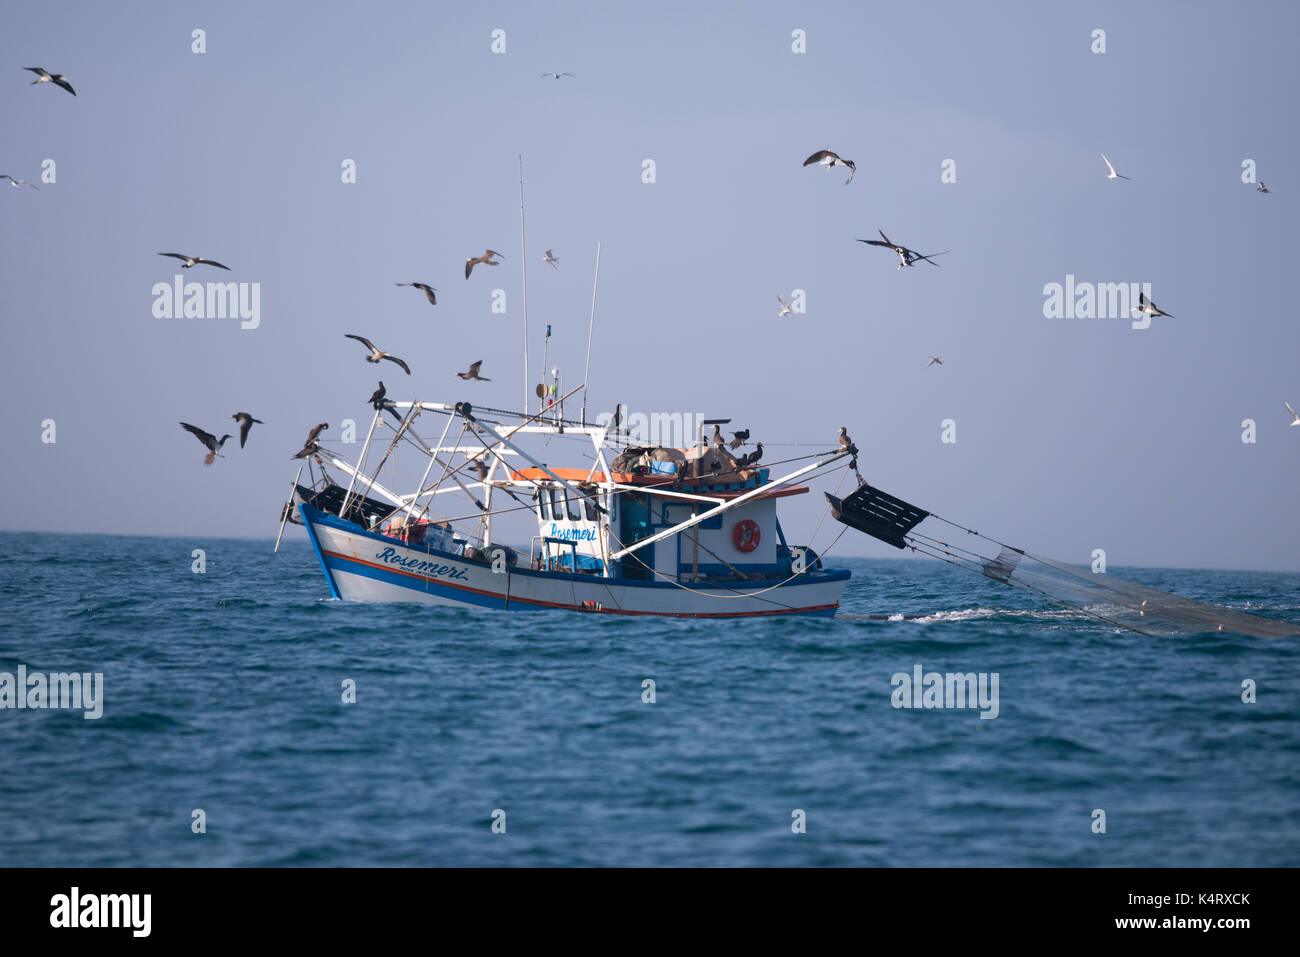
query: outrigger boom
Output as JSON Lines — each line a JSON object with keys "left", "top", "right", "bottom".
{"left": 283, "top": 391, "right": 858, "bottom": 616}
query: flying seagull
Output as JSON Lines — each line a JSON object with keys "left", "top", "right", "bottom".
{"left": 540, "top": 72, "right": 574, "bottom": 80}
{"left": 1101, "top": 154, "right": 1131, "bottom": 181}
{"left": 396, "top": 282, "right": 437, "bottom": 305}
{"left": 542, "top": 249, "right": 559, "bottom": 269}
{"left": 180, "top": 422, "right": 231, "bottom": 466}
{"left": 291, "top": 423, "right": 329, "bottom": 460}
{"left": 838, "top": 427, "right": 853, "bottom": 449}
{"left": 1257, "top": 182, "right": 1271, "bottom": 194}
{"left": 345, "top": 334, "right": 411, "bottom": 374}
{"left": 778, "top": 294, "right": 793, "bottom": 317}
{"left": 926, "top": 356, "right": 944, "bottom": 367}
{"left": 24, "top": 67, "right": 75, "bottom": 96}
{"left": 0, "top": 174, "right": 38, "bottom": 190}
{"left": 857, "top": 230, "right": 948, "bottom": 269}
{"left": 231, "top": 412, "right": 263, "bottom": 448}
{"left": 729, "top": 428, "right": 750, "bottom": 450}
{"left": 803, "top": 149, "right": 856, "bottom": 185}
{"left": 456, "top": 360, "right": 491, "bottom": 381}
{"left": 1287, "top": 402, "right": 1300, "bottom": 428}
{"left": 1133, "top": 291, "right": 1174, "bottom": 320}
{"left": 465, "top": 249, "right": 504, "bottom": 278}
{"left": 159, "top": 253, "right": 230, "bottom": 270}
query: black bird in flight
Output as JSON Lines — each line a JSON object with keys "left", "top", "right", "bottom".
{"left": 465, "top": 250, "right": 504, "bottom": 279}
{"left": 857, "top": 230, "right": 948, "bottom": 269}
{"left": 231, "top": 412, "right": 263, "bottom": 449}
{"left": 180, "top": 422, "right": 231, "bottom": 465}
{"left": 456, "top": 360, "right": 491, "bottom": 381}
{"left": 159, "top": 253, "right": 230, "bottom": 270}
{"left": 803, "top": 148, "right": 855, "bottom": 185}
{"left": 396, "top": 282, "right": 437, "bottom": 305}
{"left": 345, "top": 334, "right": 411, "bottom": 374}
{"left": 24, "top": 67, "right": 75, "bottom": 96}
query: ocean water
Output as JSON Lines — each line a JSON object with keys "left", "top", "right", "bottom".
{"left": 1, "top": 531, "right": 1297, "bottom": 867}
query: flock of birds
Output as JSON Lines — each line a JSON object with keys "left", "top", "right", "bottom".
{"left": 11, "top": 64, "right": 1291, "bottom": 461}
{"left": 173, "top": 236, "right": 545, "bottom": 463}
{"left": 792, "top": 145, "right": 1281, "bottom": 388}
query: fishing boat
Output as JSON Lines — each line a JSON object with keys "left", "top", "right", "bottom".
{"left": 278, "top": 392, "right": 861, "bottom": 618}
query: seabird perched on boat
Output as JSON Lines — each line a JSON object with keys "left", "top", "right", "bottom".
{"left": 465, "top": 249, "right": 504, "bottom": 278}
{"left": 24, "top": 67, "right": 75, "bottom": 96}
{"left": 1101, "top": 154, "right": 1131, "bottom": 181}
{"left": 368, "top": 380, "right": 403, "bottom": 423}
{"left": 456, "top": 360, "right": 491, "bottom": 381}
{"left": 231, "top": 412, "right": 263, "bottom": 448}
{"left": 1257, "top": 182, "right": 1271, "bottom": 194}
{"left": 396, "top": 282, "right": 437, "bottom": 305}
{"left": 542, "top": 249, "right": 559, "bottom": 269}
{"left": 180, "top": 422, "right": 231, "bottom": 465}
{"left": 802, "top": 148, "right": 856, "bottom": 185}
{"left": 159, "top": 253, "right": 230, "bottom": 270}
{"left": 738, "top": 443, "right": 764, "bottom": 468}
{"left": 712, "top": 425, "right": 725, "bottom": 448}
{"left": 540, "top": 72, "right": 574, "bottom": 80}
{"left": 729, "top": 428, "right": 750, "bottom": 450}
{"left": 838, "top": 427, "right": 853, "bottom": 449}
{"left": 0, "top": 174, "right": 38, "bottom": 190}
{"left": 778, "top": 295, "right": 793, "bottom": 317}
{"left": 291, "top": 423, "right": 329, "bottom": 459}
{"left": 1286, "top": 402, "right": 1300, "bottom": 427}
{"left": 345, "top": 334, "right": 411, "bottom": 374}
{"left": 857, "top": 230, "right": 948, "bottom": 270}
{"left": 926, "top": 356, "right": 944, "bottom": 367}
{"left": 1133, "top": 291, "right": 1174, "bottom": 320}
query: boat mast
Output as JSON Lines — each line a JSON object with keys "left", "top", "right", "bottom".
{"left": 518, "top": 154, "right": 530, "bottom": 413}
{"left": 581, "top": 242, "right": 601, "bottom": 426}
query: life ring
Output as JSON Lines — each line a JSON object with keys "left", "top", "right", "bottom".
{"left": 733, "top": 519, "right": 761, "bottom": 552}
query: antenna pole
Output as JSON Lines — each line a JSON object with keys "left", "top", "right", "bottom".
{"left": 581, "top": 241, "right": 601, "bottom": 426}
{"left": 518, "top": 154, "right": 530, "bottom": 413}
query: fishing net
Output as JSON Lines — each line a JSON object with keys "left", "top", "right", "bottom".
{"left": 828, "top": 484, "right": 1299, "bottom": 637}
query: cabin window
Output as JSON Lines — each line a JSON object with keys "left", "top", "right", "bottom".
{"left": 566, "top": 490, "right": 582, "bottom": 522}
{"left": 583, "top": 494, "right": 600, "bottom": 521}
{"left": 534, "top": 489, "right": 549, "bottom": 521}
{"left": 549, "top": 488, "right": 565, "bottom": 521}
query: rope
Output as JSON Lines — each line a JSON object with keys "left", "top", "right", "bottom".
{"left": 597, "top": 462, "right": 854, "bottom": 601}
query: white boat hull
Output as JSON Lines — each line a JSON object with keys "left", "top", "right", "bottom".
{"left": 302, "top": 504, "right": 847, "bottom": 618}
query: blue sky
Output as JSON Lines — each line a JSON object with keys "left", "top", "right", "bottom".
{"left": 1, "top": 0, "right": 1297, "bottom": 570}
